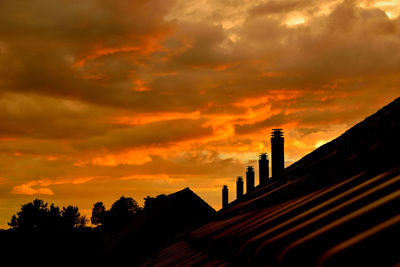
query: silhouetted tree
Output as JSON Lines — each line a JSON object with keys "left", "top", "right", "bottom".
{"left": 47, "top": 203, "right": 62, "bottom": 231}
{"left": 109, "top": 196, "right": 140, "bottom": 221}
{"left": 8, "top": 199, "right": 86, "bottom": 232}
{"left": 97, "top": 196, "right": 141, "bottom": 232}
{"left": 8, "top": 199, "right": 49, "bottom": 232}
{"left": 8, "top": 215, "right": 17, "bottom": 229}
{"left": 144, "top": 194, "right": 167, "bottom": 212}
{"left": 144, "top": 196, "right": 155, "bottom": 211}
{"left": 91, "top": 201, "right": 106, "bottom": 225}
{"left": 61, "top": 206, "right": 87, "bottom": 230}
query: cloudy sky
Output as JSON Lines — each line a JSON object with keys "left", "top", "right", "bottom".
{"left": 0, "top": 0, "right": 399, "bottom": 228}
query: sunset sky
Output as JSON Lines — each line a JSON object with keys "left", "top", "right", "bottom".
{"left": 0, "top": 0, "right": 400, "bottom": 228}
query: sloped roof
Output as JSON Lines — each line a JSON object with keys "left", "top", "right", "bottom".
{"left": 143, "top": 97, "right": 400, "bottom": 266}
{"left": 107, "top": 187, "right": 216, "bottom": 265}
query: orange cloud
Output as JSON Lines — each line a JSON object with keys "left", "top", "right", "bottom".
{"left": 75, "top": 151, "right": 153, "bottom": 167}
{"left": 132, "top": 79, "right": 151, "bottom": 92}
{"left": 120, "top": 173, "right": 170, "bottom": 181}
{"left": 11, "top": 181, "right": 54, "bottom": 196}
{"left": 10, "top": 176, "right": 98, "bottom": 196}
{"left": 73, "top": 31, "right": 170, "bottom": 68}
{"left": 73, "top": 46, "right": 146, "bottom": 68}
{"left": 109, "top": 111, "right": 202, "bottom": 126}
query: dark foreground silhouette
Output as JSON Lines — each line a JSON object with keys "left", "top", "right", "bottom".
{"left": 105, "top": 188, "right": 216, "bottom": 264}
{"left": 0, "top": 200, "right": 104, "bottom": 264}
{"left": 143, "top": 97, "right": 400, "bottom": 266}
{"left": 0, "top": 188, "right": 215, "bottom": 265}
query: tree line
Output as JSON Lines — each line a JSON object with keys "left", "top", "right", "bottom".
{"left": 8, "top": 194, "right": 167, "bottom": 233}
{"left": 8, "top": 199, "right": 86, "bottom": 232}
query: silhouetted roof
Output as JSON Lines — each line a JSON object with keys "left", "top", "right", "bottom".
{"left": 142, "top": 97, "right": 400, "bottom": 266}
{"left": 106, "top": 187, "right": 216, "bottom": 265}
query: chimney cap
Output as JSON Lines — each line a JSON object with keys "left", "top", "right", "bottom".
{"left": 271, "top": 129, "right": 284, "bottom": 137}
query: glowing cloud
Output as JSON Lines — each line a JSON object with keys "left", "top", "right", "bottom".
{"left": 11, "top": 181, "right": 54, "bottom": 196}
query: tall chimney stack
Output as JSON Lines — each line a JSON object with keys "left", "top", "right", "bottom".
{"left": 271, "top": 129, "right": 284, "bottom": 181}
{"left": 236, "top": 176, "right": 243, "bottom": 199}
{"left": 246, "top": 166, "right": 255, "bottom": 194}
{"left": 222, "top": 185, "right": 228, "bottom": 208}
{"left": 259, "top": 153, "right": 269, "bottom": 186}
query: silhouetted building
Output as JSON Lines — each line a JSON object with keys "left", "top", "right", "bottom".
{"left": 142, "top": 97, "right": 400, "bottom": 267}
{"left": 222, "top": 185, "right": 228, "bottom": 208}
{"left": 236, "top": 176, "right": 243, "bottom": 199}
{"left": 271, "top": 129, "right": 284, "bottom": 180}
{"left": 246, "top": 166, "right": 255, "bottom": 194}
{"left": 259, "top": 153, "right": 269, "bottom": 186}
